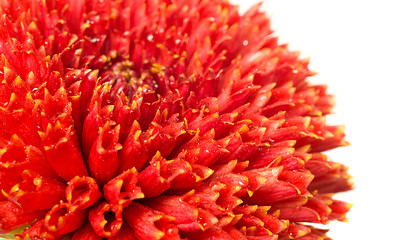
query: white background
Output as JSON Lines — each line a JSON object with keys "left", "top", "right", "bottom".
{"left": 230, "top": 0, "right": 400, "bottom": 239}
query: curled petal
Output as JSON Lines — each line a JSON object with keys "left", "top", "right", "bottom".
{"left": 178, "top": 208, "right": 218, "bottom": 232}
{"left": 254, "top": 207, "right": 289, "bottom": 235}
{"left": 279, "top": 170, "right": 314, "bottom": 194}
{"left": 309, "top": 125, "right": 348, "bottom": 152}
{"left": 247, "top": 145, "right": 295, "bottom": 170}
{"left": 119, "top": 121, "right": 156, "bottom": 172}
{"left": 44, "top": 202, "right": 88, "bottom": 236}
{"left": 119, "top": 118, "right": 184, "bottom": 173}
{"left": 2, "top": 170, "right": 66, "bottom": 210}
{"left": 109, "top": 224, "right": 137, "bottom": 240}
{"left": 167, "top": 153, "right": 214, "bottom": 190}
{"left": 0, "top": 105, "right": 42, "bottom": 149}
{"left": 124, "top": 202, "right": 180, "bottom": 240}
{"left": 112, "top": 95, "right": 141, "bottom": 143}
{"left": 304, "top": 195, "right": 332, "bottom": 223}
{"left": 43, "top": 124, "right": 89, "bottom": 181}
{"left": 182, "top": 226, "right": 234, "bottom": 240}
{"left": 297, "top": 228, "right": 330, "bottom": 240}
{"left": 42, "top": 87, "right": 69, "bottom": 120}
{"left": 243, "top": 181, "right": 301, "bottom": 205}
{"left": 328, "top": 199, "right": 353, "bottom": 221}
{"left": 248, "top": 236, "right": 277, "bottom": 240}
{"left": 147, "top": 195, "right": 217, "bottom": 232}
{"left": 172, "top": 131, "right": 223, "bottom": 167}
{"left": 103, "top": 167, "right": 144, "bottom": 208}
{"left": 88, "top": 122, "right": 122, "bottom": 186}
{"left": 224, "top": 225, "right": 277, "bottom": 240}
{"left": 308, "top": 162, "right": 353, "bottom": 194}
{"left": 279, "top": 223, "right": 311, "bottom": 239}
{"left": 16, "top": 219, "right": 56, "bottom": 240}
{"left": 89, "top": 201, "right": 123, "bottom": 238}
{"left": 0, "top": 135, "right": 57, "bottom": 179}
{"left": 0, "top": 201, "right": 46, "bottom": 234}
{"left": 236, "top": 214, "right": 270, "bottom": 236}
{"left": 81, "top": 101, "right": 104, "bottom": 157}
{"left": 78, "top": 69, "right": 99, "bottom": 125}
{"left": 66, "top": 176, "right": 102, "bottom": 211}
{"left": 68, "top": 80, "right": 83, "bottom": 138}
{"left": 278, "top": 207, "right": 322, "bottom": 223}
{"left": 192, "top": 185, "right": 223, "bottom": 216}
{"left": 241, "top": 166, "right": 282, "bottom": 193}
{"left": 137, "top": 153, "right": 170, "bottom": 197}
{"left": 305, "top": 155, "right": 332, "bottom": 178}
{"left": 71, "top": 223, "right": 102, "bottom": 240}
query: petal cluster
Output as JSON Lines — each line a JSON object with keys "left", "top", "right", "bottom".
{"left": 0, "top": 0, "right": 352, "bottom": 239}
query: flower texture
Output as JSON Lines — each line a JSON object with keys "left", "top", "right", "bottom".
{"left": 0, "top": 0, "right": 353, "bottom": 239}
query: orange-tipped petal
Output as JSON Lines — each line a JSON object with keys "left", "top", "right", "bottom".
{"left": 89, "top": 201, "right": 123, "bottom": 238}
{"left": 3, "top": 170, "right": 66, "bottom": 210}
{"left": 71, "top": 223, "right": 102, "bottom": 240}
{"left": 88, "top": 122, "right": 122, "bottom": 186}
{"left": 124, "top": 202, "right": 180, "bottom": 240}
{"left": 44, "top": 202, "right": 87, "bottom": 236}
{"left": 0, "top": 201, "right": 46, "bottom": 234}
{"left": 65, "top": 176, "right": 102, "bottom": 211}
{"left": 103, "top": 167, "right": 144, "bottom": 208}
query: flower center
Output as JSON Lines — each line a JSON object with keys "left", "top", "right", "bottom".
{"left": 111, "top": 60, "right": 138, "bottom": 84}
{"left": 96, "top": 55, "right": 162, "bottom": 103}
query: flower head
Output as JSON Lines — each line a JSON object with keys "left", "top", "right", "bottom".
{"left": 0, "top": 0, "right": 352, "bottom": 239}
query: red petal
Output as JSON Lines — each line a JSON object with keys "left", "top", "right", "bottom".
{"left": 78, "top": 70, "right": 99, "bottom": 125}
{"left": 0, "top": 201, "right": 46, "bottom": 234}
{"left": 308, "top": 163, "right": 353, "bottom": 194}
{"left": 108, "top": 224, "right": 137, "bottom": 240}
{"left": 81, "top": 100, "right": 111, "bottom": 158}
{"left": 328, "top": 199, "right": 352, "bottom": 221}
{"left": 147, "top": 195, "right": 217, "bottom": 232}
{"left": 254, "top": 207, "right": 288, "bottom": 235}
{"left": 305, "top": 158, "right": 332, "bottom": 177}
{"left": 119, "top": 121, "right": 148, "bottom": 172}
{"left": 43, "top": 124, "right": 88, "bottom": 181}
{"left": 16, "top": 219, "right": 57, "bottom": 240}
{"left": 0, "top": 107, "right": 42, "bottom": 149}
{"left": 88, "top": 121, "right": 122, "bottom": 186}
{"left": 103, "top": 168, "right": 144, "bottom": 208}
{"left": 279, "top": 170, "right": 314, "bottom": 194}
{"left": 279, "top": 223, "right": 311, "bottom": 239}
{"left": 65, "top": 176, "right": 102, "bottom": 211}
{"left": 111, "top": 95, "right": 141, "bottom": 143}
{"left": 0, "top": 135, "right": 57, "bottom": 179}
{"left": 124, "top": 202, "right": 180, "bottom": 240}
{"left": 244, "top": 181, "right": 300, "bottom": 204}
{"left": 71, "top": 223, "right": 102, "bottom": 240}
{"left": 44, "top": 202, "right": 87, "bottom": 236}
{"left": 3, "top": 170, "right": 66, "bottom": 210}
{"left": 89, "top": 201, "right": 123, "bottom": 238}
{"left": 304, "top": 196, "right": 332, "bottom": 223}
{"left": 278, "top": 207, "right": 322, "bottom": 223}
{"left": 137, "top": 152, "right": 170, "bottom": 197}
{"left": 223, "top": 226, "right": 248, "bottom": 240}
{"left": 182, "top": 226, "right": 233, "bottom": 240}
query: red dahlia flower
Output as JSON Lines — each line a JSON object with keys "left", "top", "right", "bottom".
{"left": 0, "top": 0, "right": 353, "bottom": 239}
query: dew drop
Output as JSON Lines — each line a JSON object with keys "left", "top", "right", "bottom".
{"left": 90, "top": 37, "right": 100, "bottom": 43}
